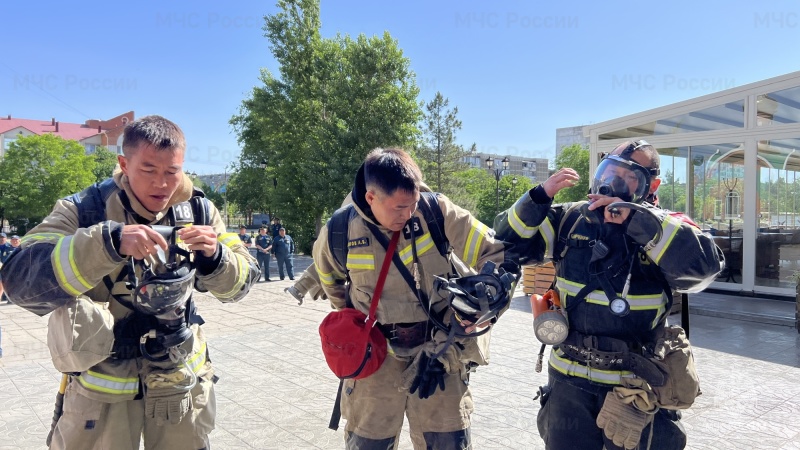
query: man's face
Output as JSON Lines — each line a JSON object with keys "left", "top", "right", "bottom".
{"left": 118, "top": 144, "right": 185, "bottom": 213}
{"left": 366, "top": 188, "right": 419, "bottom": 232}
{"left": 279, "top": 229, "right": 286, "bottom": 237}
{"left": 259, "top": 229, "right": 266, "bottom": 235}
{"left": 239, "top": 228, "right": 247, "bottom": 235}
{"left": 0, "top": 237, "right": 6, "bottom": 245}
{"left": 10, "top": 237, "right": 20, "bottom": 248}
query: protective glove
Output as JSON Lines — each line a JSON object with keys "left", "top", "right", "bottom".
{"left": 615, "top": 377, "right": 658, "bottom": 413}
{"left": 596, "top": 391, "right": 653, "bottom": 450}
{"left": 145, "top": 387, "right": 193, "bottom": 426}
{"left": 409, "top": 352, "right": 447, "bottom": 399}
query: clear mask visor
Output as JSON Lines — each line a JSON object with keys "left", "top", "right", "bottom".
{"left": 591, "top": 156, "right": 651, "bottom": 204}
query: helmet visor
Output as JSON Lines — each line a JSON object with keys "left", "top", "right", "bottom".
{"left": 591, "top": 155, "right": 651, "bottom": 203}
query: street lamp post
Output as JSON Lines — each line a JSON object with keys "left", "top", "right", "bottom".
{"left": 223, "top": 166, "right": 229, "bottom": 229}
{"left": 486, "top": 156, "right": 510, "bottom": 214}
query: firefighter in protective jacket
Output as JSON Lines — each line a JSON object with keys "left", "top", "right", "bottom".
{"left": 313, "top": 148, "right": 515, "bottom": 450}
{"left": 1, "top": 115, "right": 259, "bottom": 450}
{"left": 494, "top": 141, "right": 723, "bottom": 450}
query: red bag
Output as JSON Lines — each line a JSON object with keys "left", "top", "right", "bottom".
{"left": 319, "top": 231, "right": 399, "bottom": 379}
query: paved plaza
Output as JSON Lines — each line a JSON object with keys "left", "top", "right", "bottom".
{"left": 1, "top": 255, "right": 800, "bottom": 449}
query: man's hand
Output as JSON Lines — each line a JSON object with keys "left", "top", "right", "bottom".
{"left": 120, "top": 225, "right": 169, "bottom": 260}
{"left": 586, "top": 194, "right": 631, "bottom": 224}
{"left": 177, "top": 225, "right": 218, "bottom": 257}
{"left": 542, "top": 168, "right": 580, "bottom": 198}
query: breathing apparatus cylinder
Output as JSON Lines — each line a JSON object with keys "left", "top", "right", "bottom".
{"left": 531, "top": 289, "right": 569, "bottom": 345}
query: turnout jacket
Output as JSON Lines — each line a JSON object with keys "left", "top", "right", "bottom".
{"left": 494, "top": 186, "right": 723, "bottom": 385}
{"left": 313, "top": 170, "right": 510, "bottom": 363}
{"left": 1, "top": 170, "right": 259, "bottom": 401}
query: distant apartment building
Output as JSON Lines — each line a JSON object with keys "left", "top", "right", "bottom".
{"left": 555, "top": 125, "right": 590, "bottom": 159}
{"left": 0, "top": 111, "right": 134, "bottom": 157}
{"left": 464, "top": 152, "right": 550, "bottom": 183}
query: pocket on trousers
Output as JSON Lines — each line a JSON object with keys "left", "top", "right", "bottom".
{"left": 64, "top": 381, "right": 107, "bottom": 422}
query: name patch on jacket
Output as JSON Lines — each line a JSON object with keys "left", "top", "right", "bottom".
{"left": 403, "top": 217, "right": 422, "bottom": 240}
{"left": 348, "top": 237, "right": 370, "bottom": 249}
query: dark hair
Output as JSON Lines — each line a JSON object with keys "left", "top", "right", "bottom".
{"left": 364, "top": 148, "right": 423, "bottom": 196}
{"left": 122, "top": 115, "right": 186, "bottom": 156}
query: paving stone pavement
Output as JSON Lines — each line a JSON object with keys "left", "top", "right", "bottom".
{"left": 1, "top": 255, "right": 800, "bottom": 449}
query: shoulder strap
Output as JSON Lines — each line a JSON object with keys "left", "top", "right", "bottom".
{"left": 67, "top": 178, "right": 118, "bottom": 228}
{"left": 552, "top": 201, "right": 588, "bottom": 263}
{"left": 418, "top": 192, "right": 449, "bottom": 257}
{"left": 328, "top": 204, "right": 357, "bottom": 273}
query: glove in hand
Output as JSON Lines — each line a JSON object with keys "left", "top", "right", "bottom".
{"left": 111, "top": 315, "right": 155, "bottom": 360}
{"left": 596, "top": 391, "right": 652, "bottom": 449}
{"left": 409, "top": 352, "right": 447, "bottom": 399}
{"left": 145, "top": 388, "right": 193, "bottom": 426}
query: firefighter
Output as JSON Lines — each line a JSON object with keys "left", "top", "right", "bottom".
{"left": 313, "top": 148, "right": 516, "bottom": 449}
{"left": 1, "top": 115, "right": 259, "bottom": 450}
{"left": 494, "top": 140, "right": 723, "bottom": 450}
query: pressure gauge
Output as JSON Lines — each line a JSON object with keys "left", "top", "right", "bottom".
{"left": 609, "top": 297, "right": 630, "bottom": 317}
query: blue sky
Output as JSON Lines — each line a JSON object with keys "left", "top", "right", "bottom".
{"left": 2, "top": 0, "right": 800, "bottom": 175}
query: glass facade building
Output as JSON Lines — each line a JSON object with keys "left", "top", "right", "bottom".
{"left": 583, "top": 71, "right": 800, "bottom": 297}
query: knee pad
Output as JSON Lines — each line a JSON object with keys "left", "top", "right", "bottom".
{"left": 345, "top": 431, "right": 396, "bottom": 450}
{"left": 423, "top": 429, "right": 471, "bottom": 450}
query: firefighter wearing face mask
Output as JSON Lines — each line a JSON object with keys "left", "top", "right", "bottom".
{"left": 0, "top": 115, "right": 260, "bottom": 450}
{"left": 494, "top": 140, "right": 723, "bottom": 450}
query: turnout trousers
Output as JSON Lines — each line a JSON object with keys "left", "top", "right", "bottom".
{"left": 537, "top": 368, "right": 686, "bottom": 450}
{"left": 341, "top": 354, "right": 473, "bottom": 450}
{"left": 49, "top": 373, "right": 216, "bottom": 450}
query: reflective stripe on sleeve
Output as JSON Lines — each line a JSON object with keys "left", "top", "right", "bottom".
{"left": 347, "top": 253, "right": 375, "bottom": 271}
{"left": 508, "top": 198, "right": 537, "bottom": 238}
{"left": 462, "top": 219, "right": 489, "bottom": 268}
{"left": 187, "top": 342, "right": 208, "bottom": 373}
{"left": 77, "top": 371, "right": 139, "bottom": 395}
{"left": 21, "top": 232, "right": 64, "bottom": 245}
{"left": 54, "top": 236, "right": 93, "bottom": 296}
{"left": 540, "top": 217, "right": 555, "bottom": 259}
{"left": 647, "top": 215, "right": 682, "bottom": 264}
{"left": 218, "top": 232, "right": 240, "bottom": 249}
{"left": 212, "top": 248, "right": 247, "bottom": 299}
{"left": 317, "top": 264, "right": 336, "bottom": 286}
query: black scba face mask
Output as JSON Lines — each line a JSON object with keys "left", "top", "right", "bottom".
{"left": 591, "top": 141, "right": 659, "bottom": 204}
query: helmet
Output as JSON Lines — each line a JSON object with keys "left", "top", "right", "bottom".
{"left": 435, "top": 261, "right": 517, "bottom": 334}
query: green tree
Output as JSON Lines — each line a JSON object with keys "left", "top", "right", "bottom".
{"left": 231, "top": 0, "right": 421, "bottom": 253}
{"left": 416, "top": 92, "right": 468, "bottom": 195}
{"left": 0, "top": 134, "right": 96, "bottom": 231}
{"left": 554, "top": 143, "right": 590, "bottom": 203}
{"left": 475, "top": 175, "right": 534, "bottom": 226}
{"left": 450, "top": 167, "right": 492, "bottom": 214}
{"left": 92, "top": 146, "right": 118, "bottom": 182}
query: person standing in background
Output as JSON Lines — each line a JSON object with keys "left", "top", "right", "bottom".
{"left": 271, "top": 227, "right": 294, "bottom": 280}
{"left": 255, "top": 227, "right": 273, "bottom": 282}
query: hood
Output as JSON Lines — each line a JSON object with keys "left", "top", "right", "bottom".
{"left": 113, "top": 166, "right": 195, "bottom": 222}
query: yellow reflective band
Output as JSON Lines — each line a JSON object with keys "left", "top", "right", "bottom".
{"left": 78, "top": 371, "right": 139, "bottom": 395}
{"left": 463, "top": 219, "right": 488, "bottom": 267}
{"left": 317, "top": 264, "right": 336, "bottom": 286}
{"left": 399, "top": 233, "right": 433, "bottom": 265}
{"left": 21, "top": 232, "right": 64, "bottom": 245}
{"left": 213, "top": 248, "right": 247, "bottom": 299}
{"left": 347, "top": 253, "right": 375, "bottom": 271}
{"left": 509, "top": 198, "right": 537, "bottom": 238}
{"left": 648, "top": 215, "right": 681, "bottom": 264}
{"left": 556, "top": 278, "right": 664, "bottom": 310}
{"left": 187, "top": 342, "right": 207, "bottom": 373}
{"left": 53, "top": 236, "right": 92, "bottom": 296}
{"left": 549, "top": 350, "right": 634, "bottom": 385}
{"left": 540, "top": 217, "right": 555, "bottom": 259}
{"left": 218, "top": 232, "right": 240, "bottom": 249}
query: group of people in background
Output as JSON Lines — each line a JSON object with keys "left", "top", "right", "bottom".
{"left": 237, "top": 218, "right": 296, "bottom": 282}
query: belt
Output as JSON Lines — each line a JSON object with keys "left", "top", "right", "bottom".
{"left": 557, "top": 332, "right": 666, "bottom": 387}
{"left": 378, "top": 321, "right": 430, "bottom": 349}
